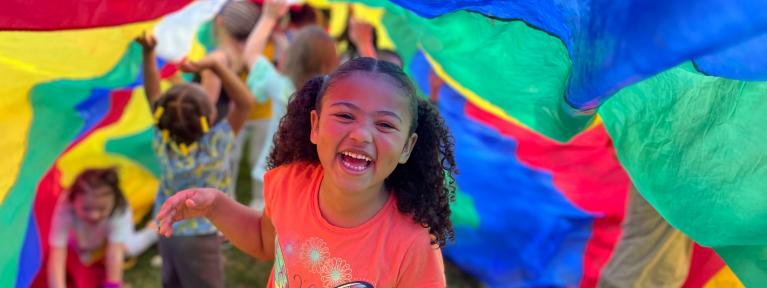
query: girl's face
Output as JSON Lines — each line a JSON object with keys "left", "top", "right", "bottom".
{"left": 73, "top": 187, "right": 115, "bottom": 224}
{"left": 310, "top": 73, "right": 418, "bottom": 195}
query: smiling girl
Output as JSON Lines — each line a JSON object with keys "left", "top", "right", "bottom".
{"left": 157, "top": 57, "right": 456, "bottom": 287}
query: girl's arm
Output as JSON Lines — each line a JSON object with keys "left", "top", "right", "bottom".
{"left": 180, "top": 58, "right": 253, "bottom": 134}
{"left": 135, "top": 33, "right": 162, "bottom": 103}
{"left": 199, "top": 50, "right": 227, "bottom": 107}
{"left": 244, "top": 0, "right": 289, "bottom": 68}
{"left": 124, "top": 221, "right": 159, "bottom": 257}
{"left": 348, "top": 18, "right": 377, "bottom": 58}
{"left": 156, "top": 188, "right": 274, "bottom": 259}
{"left": 47, "top": 247, "right": 66, "bottom": 288}
{"left": 104, "top": 243, "right": 125, "bottom": 285}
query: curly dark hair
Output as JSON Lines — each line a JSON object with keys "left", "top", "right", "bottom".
{"left": 268, "top": 57, "right": 457, "bottom": 247}
{"left": 153, "top": 83, "right": 213, "bottom": 145}
{"left": 68, "top": 167, "right": 128, "bottom": 217}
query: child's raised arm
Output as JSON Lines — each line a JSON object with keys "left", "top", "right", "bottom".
{"left": 180, "top": 56, "right": 253, "bottom": 134}
{"left": 156, "top": 188, "right": 275, "bottom": 260}
{"left": 348, "top": 17, "right": 377, "bottom": 59}
{"left": 135, "top": 32, "right": 162, "bottom": 103}
{"left": 243, "top": 0, "right": 289, "bottom": 68}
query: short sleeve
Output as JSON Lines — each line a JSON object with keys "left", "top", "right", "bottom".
{"left": 262, "top": 167, "right": 280, "bottom": 218}
{"left": 108, "top": 209, "right": 133, "bottom": 244}
{"left": 247, "top": 56, "right": 284, "bottom": 103}
{"left": 49, "top": 199, "right": 73, "bottom": 248}
{"left": 396, "top": 235, "right": 446, "bottom": 288}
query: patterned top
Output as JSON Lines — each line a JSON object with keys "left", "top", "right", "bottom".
{"left": 152, "top": 121, "right": 234, "bottom": 236}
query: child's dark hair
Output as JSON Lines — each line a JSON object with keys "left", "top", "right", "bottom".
{"left": 153, "top": 83, "right": 213, "bottom": 145}
{"left": 268, "top": 57, "right": 457, "bottom": 247}
{"left": 68, "top": 168, "right": 128, "bottom": 216}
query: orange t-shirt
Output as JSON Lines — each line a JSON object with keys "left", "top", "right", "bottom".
{"left": 263, "top": 162, "right": 446, "bottom": 288}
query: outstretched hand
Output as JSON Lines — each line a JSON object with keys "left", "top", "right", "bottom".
{"left": 155, "top": 188, "right": 220, "bottom": 237}
{"left": 135, "top": 31, "right": 157, "bottom": 52}
{"left": 263, "top": 0, "right": 290, "bottom": 21}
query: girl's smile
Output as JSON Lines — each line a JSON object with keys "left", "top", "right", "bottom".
{"left": 338, "top": 150, "right": 374, "bottom": 174}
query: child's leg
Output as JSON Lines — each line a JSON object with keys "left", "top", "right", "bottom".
{"left": 158, "top": 236, "right": 183, "bottom": 288}
{"left": 65, "top": 245, "right": 105, "bottom": 288}
{"left": 251, "top": 102, "right": 287, "bottom": 186}
{"left": 164, "top": 234, "right": 224, "bottom": 288}
{"left": 246, "top": 119, "right": 270, "bottom": 209}
{"left": 228, "top": 122, "right": 250, "bottom": 199}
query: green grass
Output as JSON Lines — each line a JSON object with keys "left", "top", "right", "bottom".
{"left": 124, "top": 142, "right": 480, "bottom": 287}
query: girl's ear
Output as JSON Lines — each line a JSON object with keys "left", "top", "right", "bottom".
{"left": 399, "top": 133, "right": 418, "bottom": 164}
{"left": 310, "top": 110, "right": 319, "bottom": 144}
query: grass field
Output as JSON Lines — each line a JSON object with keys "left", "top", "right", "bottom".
{"left": 124, "top": 144, "right": 481, "bottom": 287}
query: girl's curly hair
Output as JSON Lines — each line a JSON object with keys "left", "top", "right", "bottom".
{"left": 267, "top": 57, "right": 457, "bottom": 247}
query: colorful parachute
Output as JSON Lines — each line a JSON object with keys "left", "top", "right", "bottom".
{"left": 353, "top": 0, "right": 765, "bottom": 286}
{"left": 1, "top": 0, "right": 765, "bottom": 287}
{"left": 0, "top": 1, "right": 224, "bottom": 286}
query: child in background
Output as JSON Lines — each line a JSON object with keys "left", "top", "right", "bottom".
{"left": 243, "top": 0, "right": 339, "bottom": 209}
{"left": 199, "top": 0, "right": 260, "bottom": 123}
{"left": 48, "top": 168, "right": 131, "bottom": 288}
{"left": 136, "top": 32, "right": 253, "bottom": 287}
{"left": 157, "top": 57, "right": 456, "bottom": 287}
{"left": 200, "top": 0, "right": 270, "bottom": 199}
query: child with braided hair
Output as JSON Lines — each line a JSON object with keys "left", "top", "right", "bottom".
{"left": 135, "top": 32, "right": 253, "bottom": 288}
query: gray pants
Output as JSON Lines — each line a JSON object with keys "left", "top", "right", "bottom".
{"left": 158, "top": 234, "right": 224, "bottom": 288}
{"left": 229, "top": 119, "right": 270, "bottom": 208}
{"left": 598, "top": 187, "right": 693, "bottom": 288}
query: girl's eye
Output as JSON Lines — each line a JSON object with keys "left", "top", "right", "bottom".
{"left": 377, "top": 122, "right": 396, "bottom": 130}
{"left": 333, "top": 113, "right": 353, "bottom": 120}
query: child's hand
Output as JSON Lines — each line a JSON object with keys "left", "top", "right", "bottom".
{"left": 263, "top": 0, "right": 289, "bottom": 21}
{"left": 348, "top": 18, "right": 374, "bottom": 46}
{"left": 144, "top": 220, "right": 158, "bottom": 231}
{"left": 155, "top": 188, "right": 220, "bottom": 237}
{"left": 178, "top": 53, "right": 225, "bottom": 73}
{"left": 135, "top": 31, "right": 157, "bottom": 52}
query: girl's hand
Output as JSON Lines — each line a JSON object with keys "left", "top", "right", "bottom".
{"left": 263, "top": 0, "right": 289, "bottom": 21}
{"left": 179, "top": 53, "right": 226, "bottom": 73}
{"left": 135, "top": 31, "right": 157, "bottom": 52}
{"left": 155, "top": 188, "right": 220, "bottom": 237}
{"left": 348, "top": 18, "right": 374, "bottom": 46}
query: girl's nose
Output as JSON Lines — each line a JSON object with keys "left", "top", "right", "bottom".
{"left": 349, "top": 124, "right": 373, "bottom": 144}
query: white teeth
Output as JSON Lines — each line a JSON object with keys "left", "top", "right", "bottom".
{"left": 341, "top": 151, "right": 372, "bottom": 162}
{"left": 341, "top": 159, "right": 367, "bottom": 171}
